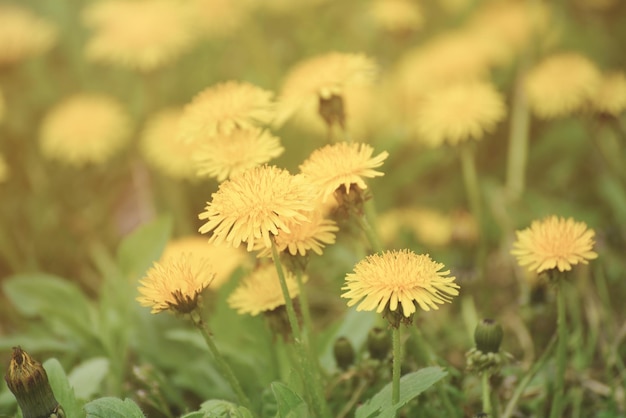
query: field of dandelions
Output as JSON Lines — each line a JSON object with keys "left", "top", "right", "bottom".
{"left": 1, "top": 1, "right": 626, "bottom": 417}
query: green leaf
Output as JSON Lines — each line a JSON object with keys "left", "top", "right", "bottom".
{"left": 43, "top": 358, "right": 84, "bottom": 418}
{"left": 116, "top": 216, "right": 172, "bottom": 280}
{"left": 2, "top": 274, "right": 97, "bottom": 340}
{"left": 199, "top": 399, "right": 255, "bottom": 417}
{"left": 355, "top": 367, "right": 447, "bottom": 418}
{"left": 179, "top": 412, "right": 205, "bottom": 418}
{"left": 68, "top": 358, "right": 110, "bottom": 400}
{"left": 271, "top": 382, "right": 309, "bottom": 418}
{"left": 84, "top": 397, "right": 145, "bottom": 418}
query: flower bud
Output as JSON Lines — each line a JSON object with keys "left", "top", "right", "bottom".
{"left": 474, "top": 319, "right": 503, "bottom": 354}
{"left": 367, "top": 327, "right": 391, "bottom": 361}
{"left": 333, "top": 337, "right": 355, "bottom": 370}
{"left": 4, "top": 347, "right": 65, "bottom": 418}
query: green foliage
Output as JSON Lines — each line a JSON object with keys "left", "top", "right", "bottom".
{"left": 43, "top": 359, "right": 84, "bottom": 418}
{"left": 271, "top": 382, "right": 309, "bottom": 418}
{"left": 84, "top": 397, "right": 146, "bottom": 418}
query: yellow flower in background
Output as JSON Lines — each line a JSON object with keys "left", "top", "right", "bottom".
{"left": 276, "top": 52, "right": 378, "bottom": 126}
{"left": 189, "top": 0, "right": 251, "bottom": 38}
{"left": 137, "top": 254, "right": 215, "bottom": 314}
{"left": 414, "top": 81, "right": 506, "bottom": 147}
{"left": 511, "top": 216, "right": 598, "bottom": 273}
{"left": 341, "top": 249, "right": 460, "bottom": 317}
{"left": 198, "top": 165, "right": 316, "bottom": 251}
{"left": 591, "top": 72, "right": 626, "bottom": 116}
{"left": 227, "top": 264, "right": 302, "bottom": 316}
{"left": 525, "top": 52, "right": 601, "bottom": 119}
{"left": 140, "top": 109, "right": 202, "bottom": 180}
{"left": 161, "top": 236, "right": 249, "bottom": 289}
{"left": 195, "top": 128, "right": 284, "bottom": 182}
{"left": 299, "top": 142, "right": 388, "bottom": 202}
{"left": 178, "top": 81, "right": 276, "bottom": 143}
{"left": 0, "top": 155, "right": 9, "bottom": 183}
{"left": 369, "top": 0, "right": 423, "bottom": 34}
{"left": 83, "top": 0, "right": 196, "bottom": 72}
{"left": 40, "top": 94, "right": 131, "bottom": 167}
{"left": 0, "top": 5, "right": 57, "bottom": 66}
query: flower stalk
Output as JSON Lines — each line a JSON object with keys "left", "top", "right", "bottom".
{"left": 549, "top": 282, "right": 568, "bottom": 418}
{"left": 391, "top": 326, "right": 402, "bottom": 413}
{"left": 459, "top": 143, "right": 486, "bottom": 276}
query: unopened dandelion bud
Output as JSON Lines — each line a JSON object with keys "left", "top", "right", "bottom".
{"left": 333, "top": 337, "right": 356, "bottom": 370}
{"left": 318, "top": 93, "right": 346, "bottom": 129}
{"left": 474, "top": 318, "right": 503, "bottom": 354}
{"left": 367, "top": 327, "right": 391, "bottom": 360}
{"left": 4, "top": 347, "right": 65, "bottom": 418}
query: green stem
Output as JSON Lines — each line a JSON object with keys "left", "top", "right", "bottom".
{"left": 295, "top": 269, "right": 314, "bottom": 341}
{"left": 270, "top": 241, "right": 302, "bottom": 341}
{"left": 190, "top": 311, "right": 254, "bottom": 413}
{"left": 359, "top": 199, "right": 384, "bottom": 254}
{"left": 481, "top": 372, "right": 492, "bottom": 415}
{"left": 549, "top": 285, "right": 568, "bottom": 418}
{"left": 505, "top": 70, "right": 531, "bottom": 202}
{"left": 392, "top": 326, "right": 402, "bottom": 414}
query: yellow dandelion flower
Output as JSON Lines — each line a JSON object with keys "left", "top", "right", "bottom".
{"left": 227, "top": 264, "right": 302, "bottom": 316}
{"left": 178, "top": 81, "right": 276, "bottom": 143}
{"left": 137, "top": 254, "right": 215, "bottom": 314}
{"left": 299, "top": 142, "right": 388, "bottom": 202}
{"left": 341, "top": 249, "right": 460, "bottom": 317}
{"left": 511, "top": 216, "right": 598, "bottom": 273}
{"left": 83, "top": 0, "right": 196, "bottom": 72}
{"left": 591, "top": 71, "right": 626, "bottom": 116}
{"left": 0, "top": 155, "right": 9, "bottom": 183}
{"left": 406, "top": 209, "right": 454, "bottom": 247}
{"left": 188, "top": 0, "right": 251, "bottom": 38}
{"left": 40, "top": 94, "right": 131, "bottom": 167}
{"left": 198, "top": 165, "right": 316, "bottom": 251}
{"left": 161, "top": 236, "right": 249, "bottom": 289}
{"left": 140, "top": 109, "right": 202, "bottom": 180}
{"left": 195, "top": 127, "right": 284, "bottom": 182}
{"left": 0, "top": 5, "right": 57, "bottom": 66}
{"left": 525, "top": 53, "right": 601, "bottom": 119}
{"left": 369, "top": 0, "right": 423, "bottom": 34}
{"left": 414, "top": 81, "right": 506, "bottom": 147}
{"left": 276, "top": 52, "right": 378, "bottom": 126}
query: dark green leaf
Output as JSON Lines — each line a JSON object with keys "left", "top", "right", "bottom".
{"left": 271, "top": 382, "right": 309, "bottom": 418}
{"left": 43, "top": 359, "right": 84, "bottom": 418}
{"left": 84, "top": 397, "right": 145, "bottom": 418}
{"left": 200, "top": 399, "right": 255, "bottom": 417}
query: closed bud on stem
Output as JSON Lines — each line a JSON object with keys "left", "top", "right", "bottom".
{"left": 367, "top": 327, "right": 391, "bottom": 361}
{"left": 333, "top": 337, "right": 356, "bottom": 370}
{"left": 474, "top": 318, "right": 503, "bottom": 354}
{"left": 4, "top": 347, "right": 65, "bottom": 418}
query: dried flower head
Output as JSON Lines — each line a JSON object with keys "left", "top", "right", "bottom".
{"left": 511, "top": 216, "right": 598, "bottom": 273}
{"left": 83, "top": 0, "right": 196, "bottom": 72}
{"left": 591, "top": 71, "right": 626, "bottom": 116}
{"left": 179, "top": 81, "right": 276, "bottom": 143}
{"left": 140, "top": 109, "right": 202, "bottom": 180}
{"left": 342, "top": 250, "right": 460, "bottom": 321}
{"left": 276, "top": 52, "right": 378, "bottom": 126}
{"left": 40, "top": 94, "right": 131, "bottom": 167}
{"left": 369, "top": 0, "right": 423, "bottom": 34}
{"left": 161, "top": 236, "right": 249, "bottom": 289}
{"left": 195, "top": 127, "right": 284, "bottom": 182}
{"left": 227, "top": 264, "right": 302, "bottom": 316}
{"left": 0, "top": 5, "right": 57, "bottom": 66}
{"left": 525, "top": 53, "right": 601, "bottom": 119}
{"left": 414, "top": 81, "right": 506, "bottom": 146}
{"left": 198, "top": 165, "right": 316, "bottom": 251}
{"left": 137, "top": 254, "right": 215, "bottom": 314}
{"left": 299, "top": 142, "right": 388, "bottom": 202}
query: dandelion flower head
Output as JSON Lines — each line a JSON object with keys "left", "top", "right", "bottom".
{"left": 341, "top": 249, "right": 460, "bottom": 317}
{"left": 591, "top": 71, "right": 626, "bottom": 116}
{"left": 511, "top": 215, "right": 598, "bottom": 273}
{"left": 178, "top": 81, "right": 276, "bottom": 143}
{"left": 195, "top": 127, "right": 284, "bottom": 182}
{"left": 299, "top": 142, "right": 388, "bottom": 202}
{"left": 40, "top": 94, "right": 131, "bottom": 167}
{"left": 414, "top": 81, "right": 506, "bottom": 147}
{"left": 227, "top": 264, "right": 303, "bottom": 316}
{"left": 525, "top": 52, "right": 601, "bottom": 119}
{"left": 83, "top": 0, "right": 196, "bottom": 72}
{"left": 369, "top": 0, "right": 423, "bottom": 34}
{"left": 0, "top": 5, "right": 57, "bottom": 66}
{"left": 140, "top": 109, "right": 203, "bottom": 180}
{"left": 198, "top": 165, "right": 316, "bottom": 251}
{"left": 188, "top": 0, "right": 251, "bottom": 38}
{"left": 137, "top": 254, "right": 215, "bottom": 314}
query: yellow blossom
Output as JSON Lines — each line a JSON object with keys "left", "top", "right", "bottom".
{"left": 195, "top": 127, "right": 284, "bottom": 182}
{"left": 369, "top": 0, "right": 423, "bottom": 34}
{"left": 39, "top": 94, "right": 131, "bottom": 167}
{"left": 178, "top": 81, "right": 276, "bottom": 143}
{"left": 414, "top": 81, "right": 506, "bottom": 147}
{"left": 188, "top": 0, "right": 251, "bottom": 38}
{"left": 227, "top": 264, "right": 303, "bottom": 316}
{"left": 341, "top": 249, "right": 460, "bottom": 317}
{"left": 299, "top": 142, "right": 388, "bottom": 202}
{"left": 0, "top": 5, "right": 57, "bottom": 66}
{"left": 198, "top": 165, "right": 316, "bottom": 251}
{"left": 137, "top": 255, "right": 215, "bottom": 314}
{"left": 83, "top": 0, "right": 196, "bottom": 72}
{"left": 511, "top": 216, "right": 598, "bottom": 273}
{"left": 591, "top": 71, "right": 626, "bottom": 116}
{"left": 525, "top": 53, "right": 601, "bottom": 119}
